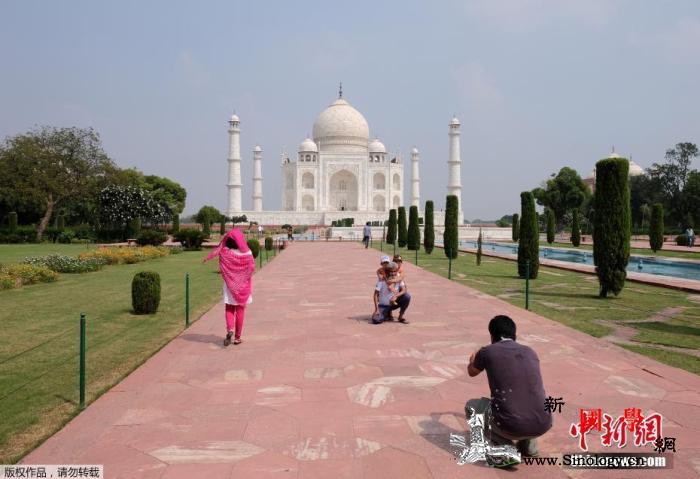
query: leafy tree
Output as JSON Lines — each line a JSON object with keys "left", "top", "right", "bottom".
{"left": 219, "top": 215, "right": 227, "bottom": 235}
{"left": 476, "top": 228, "right": 482, "bottom": 266}
{"left": 407, "top": 206, "right": 420, "bottom": 250}
{"left": 645, "top": 142, "right": 698, "bottom": 227}
{"left": 546, "top": 208, "right": 555, "bottom": 244}
{"left": 532, "top": 167, "right": 590, "bottom": 229}
{"left": 144, "top": 175, "right": 187, "bottom": 215}
{"left": 171, "top": 214, "right": 180, "bottom": 234}
{"left": 0, "top": 126, "right": 114, "bottom": 239}
{"left": 231, "top": 215, "right": 248, "bottom": 224}
{"left": 649, "top": 203, "right": 664, "bottom": 252}
{"left": 495, "top": 214, "right": 513, "bottom": 227}
{"left": 518, "top": 191, "right": 539, "bottom": 279}
{"left": 443, "top": 195, "right": 459, "bottom": 259}
{"left": 196, "top": 205, "right": 222, "bottom": 227}
{"left": 387, "top": 209, "right": 397, "bottom": 245}
{"left": 571, "top": 209, "right": 581, "bottom": 247}
{"left": 512, "top": 213, "right": 519, "bottom": 242}
{"left": 423, "top": 200, "right": 434, "bottom": 254}
{"left": 99, "top": 185, "right": 169, "bottom": 228}
{"left": 593, "top": 158, "right": 631, "bottom": 298}
{"left": 682, "top": 171, "right": 700, "bottom": 228}
{"left": 397, "top": 206, "right": 407, "bottom": 247}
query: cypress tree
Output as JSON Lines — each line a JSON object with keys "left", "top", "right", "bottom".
{"left": 546, "top": 208, "right": 555, "bottom": 244}
{"left": 407, "top": 206, "right": 420, "bottom": 250}
{"left": 423, "top": 200, "right": 435, "bottom": 254}
{"left": 387, "top": 209, "right": 397, "bottom": 245}
{"left": 8, "top": 212, "right": 18, "bottom": 232}
{"left": 512, "top": 213, "right": 519, "bottom": 242}
{"left": 57, "top": 214, "right": 65, "bottom": 231}
{"left": 219, "top": 215, "right": 227, "bottom": 236}
{"left": 202, "top": 218, "right": 211, "bottom": 238}
{"left": 517, "top": 191, "right": 539, "bottom": 279}
{"left": 571, "top": 209, "right": 581, "bottom": 247}
{"left": 443, "top": 195, "right": 459, "bottom": 259}
{"left": 398, "top": 206, "right": 407, "bottom": 247}
{"left": 476, "top": 228, "right": 483, "bottom": 266}
{"left": 172, "top": 214, "right": 180, "bottom": 234}
{"left": 649, "top": 203, "right": 664, "bottom": 252}
{"left": 593, "top": 157, "right": 631, "bottom": 298}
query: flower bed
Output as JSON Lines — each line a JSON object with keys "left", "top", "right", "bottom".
{"left": 22, "top": 254, "right": 106, "bottom": 273}
{"left": 0, "top": 264, "right": 58, "bottom": 289}
{"left": 78, "top": 246, "right": 169, "bottom": 265}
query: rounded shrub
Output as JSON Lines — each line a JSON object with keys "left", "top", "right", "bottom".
{"left": 264, "top": 236, "right": 273, "bottom": 251}
{"left": 676, "top": 234, "right": 689, "bottom": 246}
{"left": 132, "top": 271, "right": 161, "bottom": 314}
{"left": 247, "top": 238, "right": 260, "bottom": 258}
{"left": 137, "top": 229, "right": 167, "bottom": 246}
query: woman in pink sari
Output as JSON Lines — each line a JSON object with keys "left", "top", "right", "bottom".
{"left": 204, "top": 228, "right": 255, "bottom": 346}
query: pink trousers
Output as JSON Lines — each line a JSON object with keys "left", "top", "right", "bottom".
{"left": 225, "top": 304, "right": 246, "bottom": 340}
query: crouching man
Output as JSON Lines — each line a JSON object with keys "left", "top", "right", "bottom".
{"left": 466, "top": 315, "right": 552, "bottom": 457}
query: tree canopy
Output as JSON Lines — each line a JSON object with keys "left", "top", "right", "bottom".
{"left": 532, "top": 167, "right": 590, "bottom": 229}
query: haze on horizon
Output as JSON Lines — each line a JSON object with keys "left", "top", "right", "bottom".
{"left": 1, "top": 0, "right": 698, "bottom": 220}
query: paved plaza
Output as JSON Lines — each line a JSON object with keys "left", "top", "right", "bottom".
{"left": 24, "top": 243, "right": 700, "bottom": 478}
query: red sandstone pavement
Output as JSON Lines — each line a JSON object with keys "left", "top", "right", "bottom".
{"left": 23, "top": 243, "right": 700, "bottom": 478}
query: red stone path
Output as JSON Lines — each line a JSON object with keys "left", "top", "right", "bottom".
{"left": 24, "top": 243, "right": 700, "bottom": 478}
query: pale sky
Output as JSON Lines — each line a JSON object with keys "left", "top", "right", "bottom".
{"left": 1, "top": 1, "right": 698, "bottom": 219}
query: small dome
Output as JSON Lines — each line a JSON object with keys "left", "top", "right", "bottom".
{"left": 411, "top": 147, "right": 419, "bottom": 155}
{"left": 298, "top": 137, "right": 318, "bottom": 152}
{"left": 628, "top": 159, "right": 644, "bottom": 176}
{"left": 450, "top": 116, "right": 460, "bottom": 126}
{"left": 608, "top": 151, "right": 621, "bottom": 159}
{"left": 230, "top": 114, "right": 239, "bottom": 122}
{"left": 253, "top": 145, "right": 262, "bottom": 152}
{"left": 369, "top": 138, "right": 386, "bottom": 153}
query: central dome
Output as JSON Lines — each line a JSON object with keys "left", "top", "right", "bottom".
{"left": 312, "top": 99, "right": 369, "bottom": 149}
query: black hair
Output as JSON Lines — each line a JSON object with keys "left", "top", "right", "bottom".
{"left": 225, "top": 237, "right": 238, "bottom": 250}
{"left": 488, "top": 315, "right": 516, "bottom": 343}
{"left": 366, "top": 221, "right": 371, "bottom": 226}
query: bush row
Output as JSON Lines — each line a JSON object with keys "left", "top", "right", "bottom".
{"left": 23, "top": 254, "right": 106, "bottom": 273}
{"left": 78, "top": 246, "right": 170, "bottom": 265}
{"left": 0, "top": 264, "right": 59, "bottom": 290}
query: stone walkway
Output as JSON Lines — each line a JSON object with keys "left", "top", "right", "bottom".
{"left": 23, "top": 243, "right": 700, "bottom": 478}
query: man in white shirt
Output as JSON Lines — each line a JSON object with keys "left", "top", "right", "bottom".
{"left": 363, "top": 222, "right": 372, "bottom": 248}
{"left": 373, "top": 262, "right": 411, "bottom": 324}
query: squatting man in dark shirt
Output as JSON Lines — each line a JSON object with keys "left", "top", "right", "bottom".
{"left": 467, "top": 315, "right": 552, "bottom": 457}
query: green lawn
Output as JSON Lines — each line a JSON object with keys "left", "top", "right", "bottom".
{"left": 0, "top": 244, "right": 278, "bottom": 463}
{"left": 0, "top": 243, "right": 99, "bottom": 264}
{"left": 547, "top": 241, "right": 699, "bottom": 260}
{"left": 374, "top": 243, "right": 700, "bottom": 374}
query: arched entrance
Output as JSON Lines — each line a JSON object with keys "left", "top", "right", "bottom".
{"left": 329, "top": 170, "right": 358, "bottom": 211}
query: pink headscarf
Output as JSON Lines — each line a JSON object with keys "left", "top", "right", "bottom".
{"left": 204, "top": 228, "right": 255, "bottom": 304}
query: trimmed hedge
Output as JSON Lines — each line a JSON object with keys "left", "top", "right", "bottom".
{"left": 517, "top": 191, "right": 539, "bottom": 279}
{"left": 649, "top": 203, "right": 664, "bottom": 252}
{"left": 174, "top": 228, "right": 207, "bottom": 250}
{"left": 397, "top": 207, "right": 407, "bottom": 247}
{"left": 132, "top": 271, "right": 161, "bottom": 314}
{"left": 423, "top": 200, "right": 434, "bottom": 254}
{"left": 593, "top": 158, "right": 630, "bottom": 298}
{"left": 137, "top": 229, "right": 167, "bottom": 246}
{"left": 407, "top": 206, "right": 420, "bottom": 250}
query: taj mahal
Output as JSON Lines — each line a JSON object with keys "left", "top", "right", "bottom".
{"left": 226, "top": 87, "right": 463, "bottom": 226}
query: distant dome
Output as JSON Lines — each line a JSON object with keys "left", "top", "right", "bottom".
{"left": 608, "top": 152, "right": 621, "bottom": 159}
{"left": 628, "top": 159, "right": 644, "bottom": 176}
{"left": 298, "top": 137, "right": 318, "bottom": 152}
{"left": 312, "top": 98, "right": 370, "bottom": 150}
{"left": 369, "top": 138, "right": 386, "bottom": 153}
{"left": 450, "top": 116, "right": 460, "bottom": 126}
{"left": 253, "top": 145, "right": 262, "bottom": 152}
{"left": 411, "top": 147, "right": 419, "bottom": 155}
{"left": 230, "top": 114, "right": 239, "bottom": 122}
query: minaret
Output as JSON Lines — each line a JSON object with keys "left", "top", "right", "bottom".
{"left": 227, "top": 114, "right": 242, "bottom": 217}
{"left": 252, "top": 145, "right": 263, "bottom": 212}
{"left": 411, "top": 147, "right": 420, "bottom": 208}
{"left": 448, "top": 116, "right": 463, "bottom": 220}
